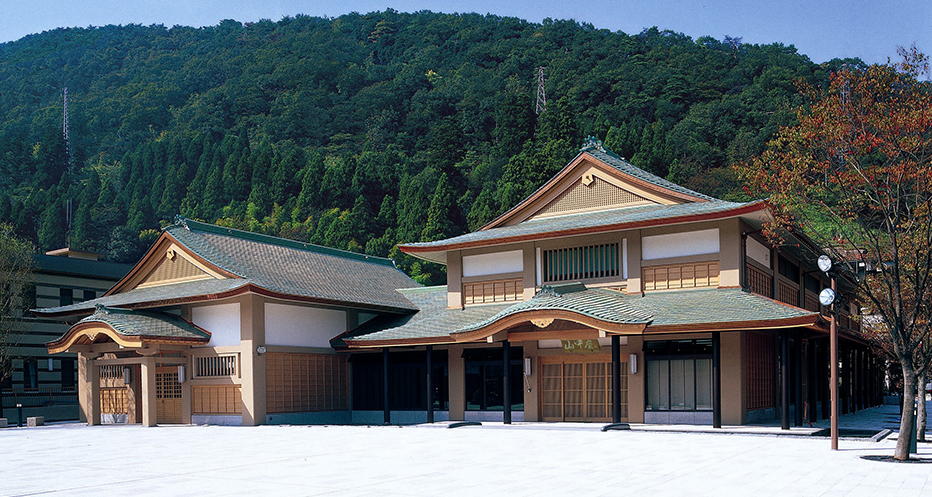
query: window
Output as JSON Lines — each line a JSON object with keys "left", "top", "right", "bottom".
{"left": 778, "top": 257, "right": 800, "bottom": 283}
{"left": 350, "top": 350, "right": 449, "bottom": 411}
{"left": 22, "top": 359, "right": 38, "bottom": 389}
{"left": 59, "top": 288, "right": 73, "bottom": 306}
{"left": 60, "top": 359, "right": 75, "bottom": 389}
{"left": 645, "top": 340, "right": 712, "bottom": 412}
{"left": 195, "top": 355, "right": 238, "bottom": 377}
{"left": 543, "top": 243, "right": 619, "bottom": 283}
{"left": 83, "top": 290, "right": 97, "bottom": 301}
{"left": 464, "top": 348, "right": 524, "bottom": 411}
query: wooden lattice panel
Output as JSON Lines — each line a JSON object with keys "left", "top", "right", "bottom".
{"left": 777, "top": 281, "right": 799, "bottom": 307}
{"left": 539, "top": 356, "right": 626, "bottom": 422}
{"left": 266, "top": 353, "right": 348, "bottom": 414}
{"left": 100, "top": 387, "right": 128, "bottom": 415}
{"left": 138, "top": 253, "right": 211, "bottom": 288}
{"left": 463, "top": 278, "right": 523, "bottom": 305}
{"left": 746, "top": 332, "right": 775, "bottom": 410}
{"left": 536, "top": 176, "right": 648, "bottom": 217}
{"left": 193, "top": 385, "right": 242, "bottom": 415}
{"left": 804, "top": 292, "right": 820, "bottom": 312}
{"left": 746, "top": 264, "right": 773, "bottom": 297}
{"left": 542, "top": 243, "right": 619, "bottom": 283}
{"left": 642, "top": 261, "right": 720, "bottom": 291}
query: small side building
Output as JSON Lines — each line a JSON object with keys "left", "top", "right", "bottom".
{"left": 3, "top": 249, "right": 131, "bottom": 422}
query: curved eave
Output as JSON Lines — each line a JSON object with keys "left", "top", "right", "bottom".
{"left": 399, "top": 201, "right": 769, "bottom": 261}
{"left": 451, "top": 309, "right": 647, "bottom": 342}
{"left": 644, "top": 314, "right": 824, "bottom": 335}
{"left": 342, "top": 336, "right": 456, "bottom": 348}
{"left": 46, "top": 322, "right": 210, "bottom": 355}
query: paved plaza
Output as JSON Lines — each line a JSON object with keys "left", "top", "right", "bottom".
{"left": 2, "top": 404, "right": 931, "bottom": 496}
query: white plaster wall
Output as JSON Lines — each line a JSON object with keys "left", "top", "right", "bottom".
{"left": 192, "top": 303, "right": 241, "bottom": 347}
{"left": 746, "top": 237, "right": 771, "bottom": 267}
{"left": 462, "top": 250, "right": 524, "bottom": 277}
{"left": 642, "top": 228, "right": 720, "bottom": 260}
{"left": 265, "top": 303, "right": 345, "bottom": 348}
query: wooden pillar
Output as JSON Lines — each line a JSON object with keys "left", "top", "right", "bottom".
{"left": 781, "top": 332, "right": 790, "bottom": 430}
{"left": 426, "top": 345, "right": 434, "bottom": 424}
{"left": 840, "top": 344, "right": 848, "bottom": 415}
{"left": 383, "top": 348, "right": 390, "bottom": 425}
{"left": 612, "top": 335, "right": 621, "bottom": 424}
{"left": 503, "top": 340, "right": 511, "bottom": 425}
{"left": 82, "top": 356, "right": 101, "bottom": 426}
{"left": 140, "top": 357, "right": 157, "bottom": 427}
{"left": 712, "top": 331, "right": 722, "bottom": 428}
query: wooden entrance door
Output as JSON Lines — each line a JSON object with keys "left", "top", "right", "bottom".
{"left": 156, "top": 367, "right": 182, "bottom": 424}
{"left": 540, "top": 356, "right": 627, "bottom": 422}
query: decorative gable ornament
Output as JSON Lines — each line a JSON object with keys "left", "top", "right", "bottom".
{"left": 580, "top": 136, "right": 607, "bottom": 153}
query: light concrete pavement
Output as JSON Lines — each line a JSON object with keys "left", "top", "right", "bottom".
{"left": 1, "top": 404, "right": 930, "bottom": 496}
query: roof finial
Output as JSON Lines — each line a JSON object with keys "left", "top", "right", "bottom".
{"left": 93, "top": 304, "right": 110, "bottom": 315}
{"left": 174, "top": 215, "right": 190, "bottom": 230}
{"left": 580, "top": 136, "right": 606, "bottom": 153}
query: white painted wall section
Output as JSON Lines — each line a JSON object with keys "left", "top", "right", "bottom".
{"left": 642, "top": 228, "right": 720, "bottom": 261}
{"left": 265, "top": 303, "right": 346, "bottom": 348}
{"left": 746, "top": 237, "right": 771, "bottom": 267}
{"left": 192, "top": 303, "right": 241, "bottom": 347}
{"left": 462, "top": 250, "right": 524, "bottom": 277}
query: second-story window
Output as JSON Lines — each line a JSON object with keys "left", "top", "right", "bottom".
{"left": 542, "top": 242, "right": 619, "bottom": 283}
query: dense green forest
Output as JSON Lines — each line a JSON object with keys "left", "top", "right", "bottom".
{"left": 0, "top": 10, "right": 862, "bottom": 283}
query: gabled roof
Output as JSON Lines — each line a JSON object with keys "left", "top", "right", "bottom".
{"left": 47, "top": 305, "right": 211, "bottom": 354}
{"left": 341, "top": 285, "right": 823, "bottom": 348}
{"left": 398, "top": 138, "right": 768, "bottom": 263}
{"left": 36, "top": 218, "right": 419, "bottom": 316}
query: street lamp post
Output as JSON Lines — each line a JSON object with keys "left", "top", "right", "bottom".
{"left": 818, "top": 255, "right": 839, "bottom": 451}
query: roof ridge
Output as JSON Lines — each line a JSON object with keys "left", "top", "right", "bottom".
{"left": 169, "top": 217, "right": 397, "bottom": 268}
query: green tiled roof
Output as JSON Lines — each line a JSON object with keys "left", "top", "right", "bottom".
{"left": 35, "top": 218, "right": 419, "bottom": 316}
{"left": 167, "top": 219, "right": 418, "bottom": 311}
{"left": 345, "top": 285, "right": 819, "bottom": 345}
{"left": 456, "top": 284, "right": 652, "bottom": 334}
{"left": 402, "top": 200, "right": 758, "bottom": 250}
{"left": 634, "top": 287, "right": 816, "bottom": 327}
{"left": 579, "top": 139, "right": 716, "bottom": 201}
{"left": 74, "top": 305, "right": 211, "bottom": 341}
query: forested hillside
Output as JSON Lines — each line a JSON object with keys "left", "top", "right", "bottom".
{"left": 0, "top": 10, "right": 859, "bottom": 283}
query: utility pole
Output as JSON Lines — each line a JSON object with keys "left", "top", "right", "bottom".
{"left": 536, "top": 66, "right": 547, "bottom": 115}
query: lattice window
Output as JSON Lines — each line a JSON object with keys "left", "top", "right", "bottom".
{"left": 777, "top": 280, "right": 799, "bottom": 306}
{"left": 193, "top": 385, "right": 242, "bottom": 415}
{"left": 266, "top": 353, "right": 348, "bottom": 413}
{"left": 195, "top": 355, "right": 238, "bottom": 378}
{"left": 642, "top": 261, "right": 719, "bottom": 291}
{"left": 746, "top": 264, "right": 773, "bottom": 297}
{"left": 99, "top": 365, "right": 123, "bottom": 380}
{"left": 543, "top": 243, "right": 619, "bottom": 283}
{"left": 100, "top": 387, "right": 127, "bottom": 414}
{"left": 463, "top": 278, "right": 523, "bottom": 305}
{"left": 156, "top": 372, "right": 182, "bottom": 399}
{"left": 746, "top": 332, "right": 776, "bottom": 410}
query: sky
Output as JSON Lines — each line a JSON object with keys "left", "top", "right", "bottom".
{"left": 0, "top": 0, "right": 928, "bottom": 65}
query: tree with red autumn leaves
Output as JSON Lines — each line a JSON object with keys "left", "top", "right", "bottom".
{"left": 742, "top": 46, "right": 932, "bottom": 460}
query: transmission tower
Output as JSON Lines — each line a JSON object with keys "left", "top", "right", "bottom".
{"left": 63, "top": 87, "right": 74, "bottom": 233}
{"left": 63, "top": 87, "right": 73, "bottom": 174}
{"left": 536, "top": 66, "right": 547, "bottom": 115}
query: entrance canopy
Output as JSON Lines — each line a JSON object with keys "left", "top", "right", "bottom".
{"left": 47, "top": 305, "right": 211, "bottom": 354}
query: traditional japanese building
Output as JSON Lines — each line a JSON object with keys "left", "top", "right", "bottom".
{"left": 40, "top": 138, "right": 883, "bottom": 427}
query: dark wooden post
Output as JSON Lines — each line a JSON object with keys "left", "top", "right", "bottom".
{"left": 808, "top": 339, "right": 818, "bottom": 423}
{"left": 503, "top": 340, "right": 511, "bottom": 424}
{"left": 713, "top": 331, "right": 722, "bottom": 428}
{"left": 794, "top": 335, "right": 803, "bottom": 427}
{"left": 822, "top": 337, "right": 831, "bottom": 420}
{"left": 426, "top": 345, "right": 434, "bottom": 424}
{"left": 612, "top": 335, "right": 621, "bottom": 424}
{"left": 781, "top": 332, "right": 790, "bottom": 430}
{"left": 383, "top": 347, "right": 391, "bottom": 425}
